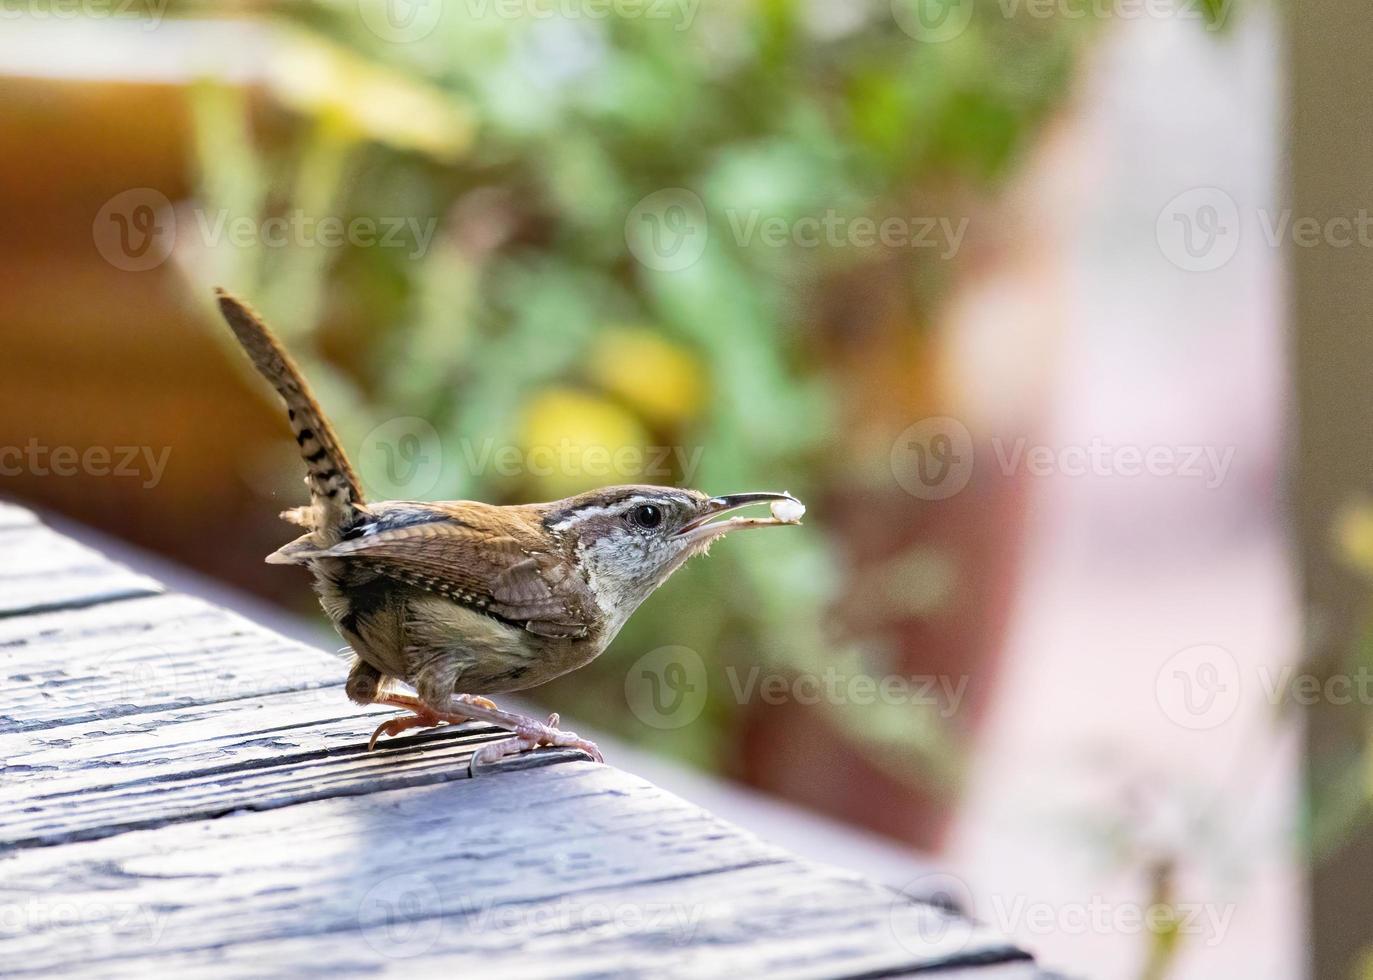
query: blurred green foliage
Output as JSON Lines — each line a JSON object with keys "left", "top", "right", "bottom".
{"left": 176, "top": 0, "right": 1096, "bottom": 776}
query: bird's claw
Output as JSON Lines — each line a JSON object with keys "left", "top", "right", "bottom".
{"left": 367, "top": 711, "right": 444, "bottom": 751}
{"left": 469, "top": 718, "right": 603, "bottom": 773}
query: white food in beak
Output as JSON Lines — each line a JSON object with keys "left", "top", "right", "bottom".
{"left": 770, "top": 497, "right": 806, "bottom": 523}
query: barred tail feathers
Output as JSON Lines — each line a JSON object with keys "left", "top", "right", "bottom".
{"left": 214, "top": 289, "right": 364, "bottom": 542}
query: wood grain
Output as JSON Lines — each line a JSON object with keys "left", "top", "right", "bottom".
{"left": 0, "top": 765, "right": 1027, "bottom": 979}
{"left": 0, "top": 593, "right": 340, "bottom": 734}
{"left": 0, "top": 521, "right": 160, "bottom": 617}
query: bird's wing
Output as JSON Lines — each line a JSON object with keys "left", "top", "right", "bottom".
{"left": 271, "top": 506, "right": 597, "bottom": 638}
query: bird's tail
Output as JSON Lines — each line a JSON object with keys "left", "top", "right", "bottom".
{"left": 214, "top": 289, "right": 365, "bottom": 543}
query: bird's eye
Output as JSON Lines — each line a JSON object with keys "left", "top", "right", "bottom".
{"left": 629, "top": 504, "right": 663, "bottom": 530}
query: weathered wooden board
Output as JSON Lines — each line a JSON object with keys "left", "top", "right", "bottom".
{"left": 0, "top": 685, "right": 585, "bottom": 849}
{"left": 0, "top": 764, "right": 1029, "bottom": 979}
{"left": 0, "top": 593, "right": 345, "bottom": 734}
{"left": 0, "top": 522, "right": 161, "bottom": 617}
{"left": 919, "top": 969, "right": 1059, "bottom": 980}
{"left": 15, "top": 865, "right": 1036, "bottom": 979}
{"left": 0, "top": 502, "right": 37, "bottom": 530}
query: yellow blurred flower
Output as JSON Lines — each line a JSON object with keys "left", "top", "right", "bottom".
{"left": 587, "top": 327, "right": 705, "bottom": 427}
{"left": 1336, "top": 499, "right": 1373, "bottom": 578}
{"left": 519, "top": 387, "right": 652, "bottom": 498}
{"left": 1357, "top": 947, "right": 1373, "bottom": 980}
{"left": 266, "top": 32, "right": 474, "bottom": 162}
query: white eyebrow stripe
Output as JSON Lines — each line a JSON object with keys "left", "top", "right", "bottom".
{"left": 548, "top": 494, "right": 681, "bottom": 532}
{"left": 549, "top": 506, "right": 616, "bottom": 531}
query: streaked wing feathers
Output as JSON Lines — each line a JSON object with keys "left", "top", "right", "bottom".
{"left": 276, "top": 508, "right": 595, "bottom": 638}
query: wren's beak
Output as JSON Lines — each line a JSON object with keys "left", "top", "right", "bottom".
{"left": 674, "top": 492, "right": 805, "bottom": 544}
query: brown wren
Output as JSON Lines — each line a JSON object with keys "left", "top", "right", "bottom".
{"left": 215, "top": 290, "right": 804, "bottom": 767}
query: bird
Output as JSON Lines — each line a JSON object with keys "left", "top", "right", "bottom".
{"left": 213, "top": 289, "right": 804, "bottom": 768}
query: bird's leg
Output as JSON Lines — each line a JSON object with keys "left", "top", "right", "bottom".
{"left": 367, "top": 693, "right": 498, "bottom": 750}
{"left": 433, "top": 696, "right": 604, "bottom": 769}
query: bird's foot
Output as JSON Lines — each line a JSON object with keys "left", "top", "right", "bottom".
{"left": 469, "top": 712, "right": 603, "bottom": 772}
{"left": 366, "top": 693, "right": 499, "bottom": 750}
